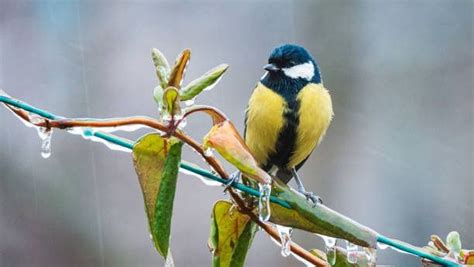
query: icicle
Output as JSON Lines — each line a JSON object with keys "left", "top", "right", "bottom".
{"left": 364, "top": 247, "right": 377, "bottom": 266}
{"left": 318, "top": 235, "right": 337, "bottom": 265}
{"left": 345, "top": 240, "right": 358, "bottom": 264}
{"left": 319, "top": 234, "right": 337, "bottom": 248}
{"left": 178, "top": 167, "right": 221, "bottom": 186}
{"left": 30, "top": 115, "right": 53, "bottom": 159}
{"left": 184, "top": 99, "right": 195, "bottom": 106}
{"left": 38, "top": 127, "right": 52, "bottom": 158}
{"left": 258, "top": 183, "right": 271, "bottom": 221}
{"left": 276, "top": 225, "right": 292, "bottom": 257}
{"left": 165, "top": 249, "right": 174, "bottom": 267}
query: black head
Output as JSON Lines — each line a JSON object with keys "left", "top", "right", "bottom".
{"left": 261, "top": 44, "right": 322, "bottom": 92}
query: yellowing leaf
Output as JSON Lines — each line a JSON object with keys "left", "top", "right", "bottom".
{"left": 132, "top": 134, "right": 183, "bottom": 259}
{"left": 163, "top": 87, "right": 181, "bottom": 118}
{"left": 168, "top": 49, "right": 191, "bottom": 89}
{"left": 203, "top": 120, "right": 271, "bottom": 184}
{"left": 209, "top": 200, "right": 257, "bottom": 267}
{"left": 180, "top": 64, "right": 229, "bottom": 101}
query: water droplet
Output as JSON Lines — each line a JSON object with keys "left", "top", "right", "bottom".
{"left": 258, "top": 183, "right": 271, "bottom": 221}
{"left": 184, "top": 99, "right": 195, "bottom": 106}
{"left": 30, "top": 114, "right": 43, "bottom": 125}
{"left": 204, "top": 147, "right": 214, "bottom": 157}
{"left": 37, "top": 127, "right": 52, "bottom": 159}
{"left": 345, "top": 240, "right": 358, "bottom": 264}
{"left": 326, "top": 247, "right": 336, "bottom": 266}
{"left": 319, "top": 234, "right": 337, "bottom": 248}
{"left": 377, "top": 242, "right": 389, "bottom": 250}
{"left": 276, "top": 225, "right": 292, "bottom": 257}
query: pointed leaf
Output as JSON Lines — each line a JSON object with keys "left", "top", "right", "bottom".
{"left": 163, "top": 86, "right": 181, "bottom": 118}
{"left": 168, "top": 49, "right": 191, "bottom": 89}
{"left": 446, "top": 231, "right": 462, "bottom": 255}
{"left": 180, "top": 64, "right": 229, "bottom": 101}
{"left": 132, "top": 133, "right": 183, "bottom": 258}
{"left": 156, "top": 66, "right": 169, "bottom": 89}
{"left": 269, "top": 180, "right": 377, "bottom": 248}
{"left": 152, "top": 48, "right": 170, "bottom": 88}
{"left": 153, "top": 139, "right": 183, "bottom": 257}
{"left": 152, "top": 48, "right": 170, "bottom": 70}
{"left": 203, "top": 120, "right": 271, "bottom": 184}
{"left": 209, "top": 200, "right": 257, "bottom": 267}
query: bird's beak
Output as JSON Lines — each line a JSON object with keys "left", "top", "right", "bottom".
{"left": 264, "top": 63, "right": 280, "bottom": 72}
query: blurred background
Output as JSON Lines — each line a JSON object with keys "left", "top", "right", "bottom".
{"left": 0, "top": 0, "right": 472, "bottom": 266}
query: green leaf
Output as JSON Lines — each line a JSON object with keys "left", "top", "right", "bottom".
{"left": 269, "top": 180, "right": 378, "bottom": 248}
{"left": 132, "top": 133, "right": 183, "bottom": 258}
{"left": 180, "top": 64, "right": 229, "bottom": 101}
{"left": 152, "top": 48, "right": 170, "bottom": 89}
{"left": 446, "top": 231, "right": 462, "bottom": 255}
{"left": 152, "top": 48, "right": 170, "bottom": 70}
{"left": 209, "top": 200, "right": 258, "bottom": 267}
{"left": 163, "top": 86, "right": 181, "bottom": 118}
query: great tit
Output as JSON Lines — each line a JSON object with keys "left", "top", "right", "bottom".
{"left": 244, "top": 44, "right": 333, "bottom": 203}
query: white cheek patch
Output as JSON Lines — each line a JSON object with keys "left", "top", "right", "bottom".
{"left": 282, "top": 61, "right": 314, "bottom": 80}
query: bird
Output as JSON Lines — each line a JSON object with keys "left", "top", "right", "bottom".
{"left": 243, "top": 44, "right": 333, "bottom": 204}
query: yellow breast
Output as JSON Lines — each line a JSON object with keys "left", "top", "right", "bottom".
{"left": 288, "top": 83, "right": 333, "bottom": 167}
{"left": 245, "top": 83, "right": 286, "bottom": 167}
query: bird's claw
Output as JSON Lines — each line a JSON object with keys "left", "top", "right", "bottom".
{"left": 303, "top": 192, "right": 323, "bottom": 207}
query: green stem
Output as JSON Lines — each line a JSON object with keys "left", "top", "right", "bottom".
{"left": 0, "top": 94, "right": 459, "bottom": 266}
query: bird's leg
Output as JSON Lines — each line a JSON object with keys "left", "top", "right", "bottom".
{"left": 223, "top": 171, "right": 241, "bottom": 192}
{"left": 291, "top": 168, "right": 323, "bottom": 206}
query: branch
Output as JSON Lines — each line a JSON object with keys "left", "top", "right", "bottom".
{"left": 1, "top": 95, "right": 326, "bottom": 266}
{"left": 0, "top": 93, "right": 460, "bottom": 267}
